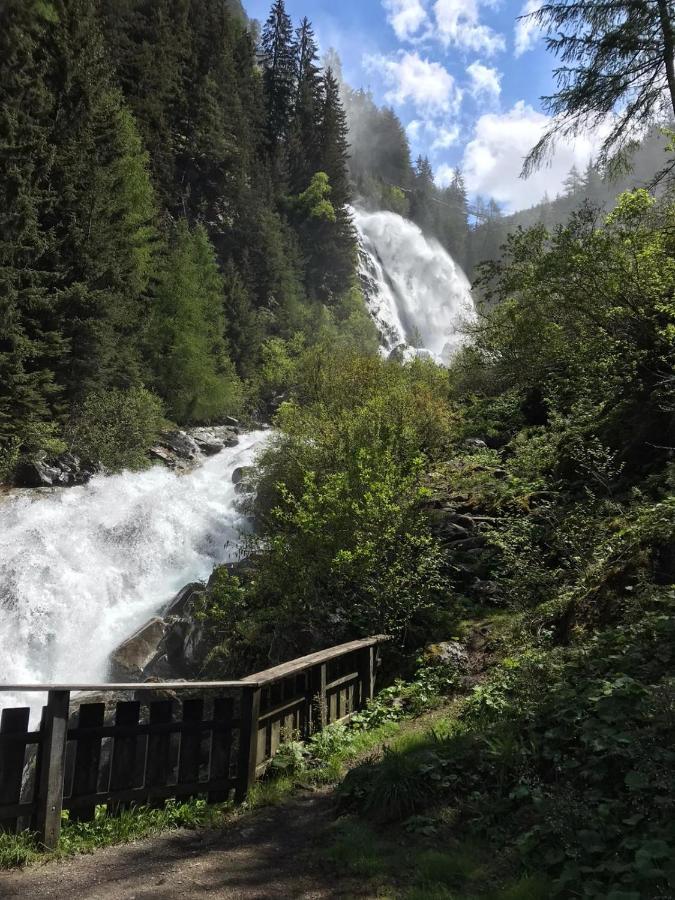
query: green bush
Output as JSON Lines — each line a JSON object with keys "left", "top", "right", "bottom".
{"left": 68, "top": 386, "right": 165, "bottom": 470}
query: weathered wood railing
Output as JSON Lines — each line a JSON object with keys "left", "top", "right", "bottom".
{"left": 0, "top": 635, "right": 387, "bottom": 849}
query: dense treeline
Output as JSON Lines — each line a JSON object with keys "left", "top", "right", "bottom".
{"left": 0, "top": 0, "right": 373, "bottom": 480}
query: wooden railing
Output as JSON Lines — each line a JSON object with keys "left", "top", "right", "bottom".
{"left": 0, "top": 636, "right": 388, "bottom": 849}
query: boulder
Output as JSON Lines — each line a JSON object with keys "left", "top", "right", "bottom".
{"left": 148, "top": 445, "right": 176, "bottom": 466}
{"left": 232, "top": 465, "right": 255, "bottom": 493}
{"left": 193, "top": 438, "right": 223, "bottom": 456}
{"left": 462, "top": 438, "right": 488, "bottom": 450}
{"left": 423, "top": 641, "right": 469, "bottom": 671}
{"left": 13, "top": 458, "right": 65, "bottom": 488}
{"left": 109, "top": 617, "right": 167, "bottom": 681}
{"left": 160, "top": 430, "right": 201, "bottom": 460}
{"left": 163, "top": 582, "right": 205, "bottom": 618}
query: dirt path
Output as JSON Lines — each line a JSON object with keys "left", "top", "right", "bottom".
{"left": 0, "top": 790, "right": 365, "bottom": 900}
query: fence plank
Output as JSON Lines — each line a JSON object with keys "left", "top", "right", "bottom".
{"left": 146, "top": 701, "right": 174, "bottom": 807}
{"left": 309, "top": 663, "right": 327, "bottom": 734}
{"left": 358, "top": 645, "right": 375, "bottom": 707}
{"left": 70, "top": 703, "right": 105, "bottom": 822}
{"left": 109, "top": 701, "right": 141, "bottom": 813}
{"left": 235, "top": 686, "right": 260, "bottom": 802}
{"left": 208, "top": 698, "right": 233, "bottom": 803}
{"left": 178, "top": 698, "right": 203, "bottom": 788}
{"left": 0, "top": 707, "right": 30, "bottom": 832}
{"left": 36, "top": 690, "right": 70, "bottom": 849}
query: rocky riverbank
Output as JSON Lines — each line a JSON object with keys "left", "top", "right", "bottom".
{"left": 9, "top": 421, "right": 244, "bottom": 489}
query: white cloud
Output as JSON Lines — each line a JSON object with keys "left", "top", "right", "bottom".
{"left": 434, "top": 0, "right": 505, "bottom": 55}
{"left": 407, "top": 119, "right": 423, "bottom": 141}
{"left": 430, "top": 124, "right": 461, "bottom": 150}
{"left": 515, "top": 0, "right": 541, "bottom": 57}
{"left": 467, "top": 61, "right": 502, "bottom": 99}
{"left": 364, "top": 51, "right": 462, "bottom": 114}
{"left": 435, "top": 163, "right": 458, "bottom": 187}
{"left": 383, "top": 0, "right": 429, "bottom": 41}
{"left": 405, "top": 119, "right": 461, "bottom": 153}
{"left": 461, "top": 100, "right": 609, "bottom": 211}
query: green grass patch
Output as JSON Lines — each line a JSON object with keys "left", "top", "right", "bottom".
{"left": 0, "top": 797, "right": 230, "bottom": 870}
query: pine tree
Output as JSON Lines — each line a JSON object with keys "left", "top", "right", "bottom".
{"left": 522, "top": 0, "right": 675, "bottom": 173}
{"left": 46, "top": 0, "right": 158, "bottom": 402}
{"left": 411, "top": 156, "right": 436, "bottom": 235}
{"left": 440, "top": 168, "right": 469, "bottom": 266}
{"left": 100, "top": 0, "right": 190, "bottom": 215}
{"left": 222, "top": 261, "right": 261, "bottom": 379}
{"left": 304, "top": 67, "right": 355, "bottom": 303}
{"left": 563, "top": 164, "right": 585, "bottom": 198}
{"left": 261, "top": 0, "right": 296, "bottom": 160}
{"left": 318, "top": 69, "right": 352, "bottom": 209}
{"left": 288, "top": 17, "right": 322, "bottom": 192}
{"left": 0, "top": 0, "right": 63, "bottom": 470}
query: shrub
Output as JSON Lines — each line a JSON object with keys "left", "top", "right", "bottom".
{"left": 68, "top": 386, "right": 165, "bottom": 470}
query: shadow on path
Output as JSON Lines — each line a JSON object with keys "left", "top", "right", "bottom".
{"left": 0, "top": 791, "right": 358, "bottom": 899}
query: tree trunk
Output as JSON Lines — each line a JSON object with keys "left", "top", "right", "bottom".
{"left": 657, "top": 0, "right": 675, "bottom": 117}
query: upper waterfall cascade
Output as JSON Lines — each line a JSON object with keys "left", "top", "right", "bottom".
{"left": 0, "top": 431, "right": 268, "bottom": 709}
{"left": 353, "top": 207, "right": 475, "bottom": 363}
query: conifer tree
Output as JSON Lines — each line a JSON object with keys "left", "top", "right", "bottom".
{"left": 289, "top": 17, "right": 322, "bottom": 192}
{"left": 440, "top": 168, "right": 469, "bottom": 266}
{"left": 0, "top": 0, "right": 62, "bottom": 469}
{"left": 411, "top": 156, "right": 436, "bottom": 235}
{"left": 148, "top": 223, "right": 242, "bottom": 423}
{"left": 222, "top": 261, "right": 262, "bottom": 379}
{"left": 261, "top": 0, "right": 296, "bottom": 159}
{"left": 306, "top": 68, "right": 355, "bottom": 302}
{"left": 523, "top": 0, "right": 675, "bottom": 172}
{"left": 46, "top": 0, "right": 157, "bottom": 402}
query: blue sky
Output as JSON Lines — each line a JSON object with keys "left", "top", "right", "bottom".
{"left": 244, "top": 1, "right": 606, "bottom": 212}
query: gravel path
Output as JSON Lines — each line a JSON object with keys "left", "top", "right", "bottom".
{"left": 0, "top": 791, "right": 362, "bottom": 900}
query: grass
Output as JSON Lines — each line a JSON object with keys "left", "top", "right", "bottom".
{"left": 317, "top": 815, "right": 553, "bottom": 900}
{"left": 0, "top": 797, "right": 232, "bottom": 869}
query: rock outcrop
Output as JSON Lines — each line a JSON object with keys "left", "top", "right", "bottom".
{"left": 148, "top": 426, "right": 240, "bottom": 471}
{"left": 13, "top": 452, "right": 97, "bottom": 489}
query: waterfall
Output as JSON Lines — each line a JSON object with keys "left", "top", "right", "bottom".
{"left": 0, "top": 431, "right": 268, "bottom": 710}
{"left": 353, "top": 207, "right": 475, "bottom": 363}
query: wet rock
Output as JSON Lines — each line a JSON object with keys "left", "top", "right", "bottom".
{"left": 462, "top": 438, "right": 488, "bottom": 450}
{"left": 232, "top": 465, "right": 255, "bottom": 495}
{"left": 109, "top": 617, "right": 168, "bottom": 681}
{"left": 193, "top": 437, "right": 223, "bottom": 456}
{"left": 163, "top": 582, "right": 205, "bottom": 618}
{"left": 232, "top": 466, "right": 253, "bottom": 485}
{"left": 160, "top": 430, "right": 201, "bottom": 460}
{"left": 13, "top": 458, "right": 65, "bottom": 488}
{"left": 148, "top": 445, "right": 177, "bottom": 466}
{"left": 423, "top": 641, "right": 469, "bottom": 671}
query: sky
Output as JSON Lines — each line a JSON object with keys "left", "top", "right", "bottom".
{"left": 244, "top": 0, "right": 609, "bottom": 213}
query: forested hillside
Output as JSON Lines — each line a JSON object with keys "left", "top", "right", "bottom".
{"left": 0, "top": 0, "right": 377, "bottom": 482}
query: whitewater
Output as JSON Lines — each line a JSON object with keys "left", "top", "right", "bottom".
{"left": 0, "top": 209, "right": 473, "bottom": 710}
{"left": 0, "top": 431, "right": 268, "bottom": 709}
{"left": 353, "top": 206, "right": 475, "bottom": 362}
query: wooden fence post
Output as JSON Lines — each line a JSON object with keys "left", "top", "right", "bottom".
{"left": 309, "top": 663, "right": 327, "bottom": 733}
{"left": 36, "top": 690, "right": 70, "bottom": 850}
{"left": 358, "top": 646, "right": 375, "bottom": 708}
{"left": 235, "top": 685, "right": 261, "bottom": 802}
